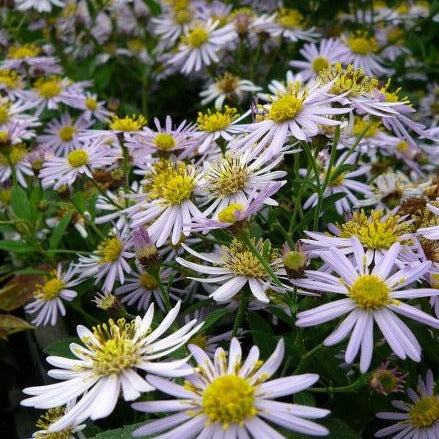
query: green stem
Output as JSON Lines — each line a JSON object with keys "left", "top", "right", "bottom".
{"left": 308, "top": 374, "right": 370, "bottom": 393}
{"left": 293, "top": 343, "right": 325, "bottom": 374}
{"left": 150, "top": 268, "right": 171, "bottom": 311}
{"left": 86, "top": 175, "right": 124, "bottom": 209}
{"left": 232, "top": 290, "right": 249, "bottom": 337}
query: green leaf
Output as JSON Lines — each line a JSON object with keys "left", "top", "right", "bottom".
{"left": 88, "top": 422, "right": 147, "bottom": 439}
{"left": 0, "top": 314, "right": 34, "bottom": 340}
{"left": 248, "top": 311, "right": 275, "bottom": 336}
{"left": 43, "top": 337, "right": 81, "bottom": 359}
{"left": 198, "top": 309, "right": 229, "bottom": 332}
{"left": 142, "top": 0, "right": 161, "bottom": 15}
{"left": 49, "top": 212, "right": 73, "bottom": 250}
{"left": 10, "top": 185, "right": 32, "bottom": 221}
{"left": 293, "top": 391, "right": 315, "bottom": 407}
{"left": 0, "top": 240, "right": 35, "bottom": 253}
{"left": 72, "top": 192, "right": 86, "bottom": 214}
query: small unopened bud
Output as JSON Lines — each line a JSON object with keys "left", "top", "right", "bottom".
{"left": 282, "top": 242, "right": 308, "bottom": 279}
{"left": 133, "top": 227, "right": 160, "bottom": 270}
{"left": 369, "top": 362, "right": 406, "bottom": 396}
{"left": 93, "top": 291, "right": 121, "bottom": 311}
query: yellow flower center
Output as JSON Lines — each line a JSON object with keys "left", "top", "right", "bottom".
{"left": 217, "top": 72, "right": 239, "bottom": 94}
{"left": 67, "top": 149, "right": 89, "bottom": 168}
{"left": 222, "top": 238, "right": 279, "bottom": 278}
{"left": 283, "top": 251, "right": 306, "bottom": 271}
{"left": 85, "top": 97, "right": 98, "bottom": 110}
{"left": 339, "top": 210, "right": 411, "bottom": 250}
{"left": 154, "top": 133, "right": 175, "bottom": 151}
{"left": 97, "top": 237, "right": 123, "bottom": 263}
{"left": 312, "top": 56, "right": 330, "bottom": 73}
{"left": 387, "top": 27, "right": 404, "bottom": 44}
{"left": 0, "top": 101, "right": 11, "bottom": 124}
{"left": 0, "top": 131, "right": 8, "bottom": 144}
{"left": 205, "top": 156, "right": 249, "bottom": 197}
{"left": 352, "top": 117, "right": 381, "bottom": 137}
{"left": 184, "top": 27, "right": 209, "bottom": 48}
{"left": 277, "top": 8, "right": 303, "bottom": 29}
{"left": 218, "top": 203, "right": 245, "bottom": 223}
{"left": 0, "top": 144, "right": 27, "bottom": 166}
{"left": 35, "top": 407, "right": 73, "bottom": 439}
{"left": 347, "top": 34, "right": 378, "bottom": 55}
{"left": 161, "top": 174, "right": 195, "bottom": 205}
{"left": 320, "top": 63, "right": 378, "bottom": 97}
{"left": 349, "top": 274, "right": 390, "bottom": 310}
{"left": 7, "top": 44, "right": 41, "bottom": 59}
{"left": 108, "top": 114, "right": 147, "bottom": 131}
{"left": 0, "top": 69, "right": 21, "bottom": 89}
{"left": 409, "top": 396, "right": 439, "bottom": 428}
{"left": 197, "top": 106, "right": 238, "bottom": 132}
{"left": 268, "top": 93, "right": 304, "bottom": 123}
{"left": 80, "top": 319, "right": 141, "bottom": 376}
{"left": 127, "top": 38, "right": 145, "bottom": 53}
{"left": 59, "top": 125, "right": 76, "bottom": 142}
{"left": 34, "top": 273, "right": 65, "bottom": 301}
{"left": 172, "top": 0, "right": 191, "bottom": 24}
{"left": 139, "top": 272, "right": 159, "bottom": 290}
{"left": 202, "top": 375, "right": 257, "bottom": 427}
{"left": 35, "top": 77, "right": 63, "bottom": 98}
{"left": 396, "top": 140, "right": 409, "bottom": 152}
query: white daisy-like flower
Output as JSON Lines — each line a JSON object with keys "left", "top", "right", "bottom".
{"left": 293, "top": 238, "right": 439, "bottom": 372}
{"left": 132, "top": 338, "right": 330, "bottom": 438}
{"left": 0, "top": 96, "right": 40, "bottom": 135}
{"left": 176, "top": 237, "right": 290, "bottom": 303}
{"left": 37, "top": 113, "right": 91, "bottom": 156}
{"left": 289, "top": 38, "right": 350, "bottom": 82}
{"left": 0, "top": 68, "right": 25, "bottom": 100}
{"left": 199, "top": 151, "right": 286, "bottom": 219}
{"left": 168, "top": 19, "right": 237, "bottom": 75}
{"left": 0, "top": 143, "right": 34, "bottom": 187}
{"left": 25, "top": 264, "right": 80, "bottom": 327}
{"left": 375, "top": 370, "right": 439, "bottom": 438}
{"left": 254, "top": 8, "right": 320, "bottom": 43}
{"left": 341, "top": 31, "right": 391, "bottom": 77}
{"left": 74, "top": 228, "right": 134, "bottom": 291}
{"left": 21, "top": 302, "right": 203, "bottom": 432}
{"left": 127, "top": 160, "right": 203, "bottom": 247}
{"left": 65, "top": 92, "right": 111, "bottom": 122}
{"left": 200, "top": 72, "right": 261, "bottom": 109}
{"left": 15, "top": 0, "right": 64, "bottom": 12}
{"left": 38, "top": 139, "right": 120, "bottom": 190}
{"left": 231, "top": 79, "right": 350, "bottom": 159}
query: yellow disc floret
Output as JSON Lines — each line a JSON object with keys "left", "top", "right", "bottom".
{"left": 312, "top": 56, "right": 329, "bottom": 73}
{"left": 218, "top": 203, "right": 245, "bottom": 223}
{"left": 197, "top": 106, "right": 239, "bottom": 132}
{"left": 7, "top": 44, "right": 41, "bottom": 59}
{"left": 85, "top": 318, "right": 141, "bottom": 376}
{"left": 0, "top": 144, "right": 27, "bottom": 166}
{"left": 35, "top": 407, "right": 73, "bottom": 439}
{"left": 97, "top": 237, "right": 123, "bottom": 263}
{"left": 0, "top": 100, "right": 11, "bottom": 124}
{"left": 108, "top": 114, "right": 147, "bottom": 131}
{"left": 34, "top": 76, "right": 63, "bottom": 98}
{"left": 339, "top": 210, "right": 412, "bottom": 250}
{"left": 409, "top": 396, "right": 439, "bottom": 428}
{"left": 0, "top": 69, "right": 21, "bottom": 89}
{"left": 59, "top": 125, "right": 76, "bottom": 142}
{"left": 85, "top": 97, "right": 98, "bottom": 110}
{"left": 162, "top": 174, "right": 195, "bottom": 205}
{"left": 347, "top": 32, "right": 378, "bottom": 55}
{"left": 202, "top": 375, "right": 257, "bottom": 427}
{"left": 34, "top": 274, "right": 65, "bottom": 301}
{"left": 352, "top": 117, "right": 381, "bottom": 137}
{"left": 139, "top": 272, "right": 159, "bottom": 290}
{"left": 154, "top": 133, "right": 175, "bottom": 151}
{"left": 184, "top": 27, "right": 209, "bottom": 48}
{"left": 277, "top": 8, "right": 303, "bottom": 29}
{"left": 67, "top": 149, "right": 88, "bottom": 168}
{"left": 349, "top": 274, "right": 390, "bottom": 310}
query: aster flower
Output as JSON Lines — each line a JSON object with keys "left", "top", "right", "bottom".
{"left": 25, "top": 264, "right": 80, "bottom": 327}
{"left": 0, "top": 143, "right": 34, "bottom": 187}
{"left": 38, "top": 139, "right": 120, "bottom": 190}
{"left": 418, "top": 203, "right": 439, "bottom": 240}
{"left": 127, "top": 160, "right": 203, "bottom": 247}
{"left": 293, "top": 238, "right": 439, "bottom": 372}
{"left": 199, "top": 151, "right": 286, "bottom": 218}
{"left": 133, "top": 338, "right": 330, "bottom": 438}
{"left": 289, "top": 38, "right": 350, "bottom": 82}
{"left": 21, "top": 302, "right": 203, "bottom": 432}
{"left": 0, "top": 96, "right": 40, "bottom": 135}
{"left": 15, "top": 0, "right": 65, "bottom": 12}
{"left": 232, "top": 78, "right": 350, "bottom": 159}
{"left": 168, "top": 20, "right": 237, "bottom": 75}
{"left": 369, "top": 362, "right": 406, "bottom": 396}
{"left": 375, "top": 370, "right": 439, "bottom": 438}
{"left": 200, "top": 72, "right": 261, "bottom": 109}
{"left": 74, "top": 228, "right": 134, "bottom": 291}
{"left": 65, "top": 92, "right": 111, "bottom": 122}
{"left": 176, "top": 237, "right": 291, "bottom": 303}
{"left": 0, "top": 69, "right": 25, "bottom": 100}
{"left": 37, "top": 113, "right": 91, "bottom": 156}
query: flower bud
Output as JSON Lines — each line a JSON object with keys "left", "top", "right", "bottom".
{"left": 133, "top": 227, "right": 160, "bottom": 270}
{"left": 282, "top": 242, "right": 308, "bottom": 279}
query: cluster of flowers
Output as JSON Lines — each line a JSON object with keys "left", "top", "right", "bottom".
{"left": 1, "top": 0, "right": 439, "bottom": 438}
